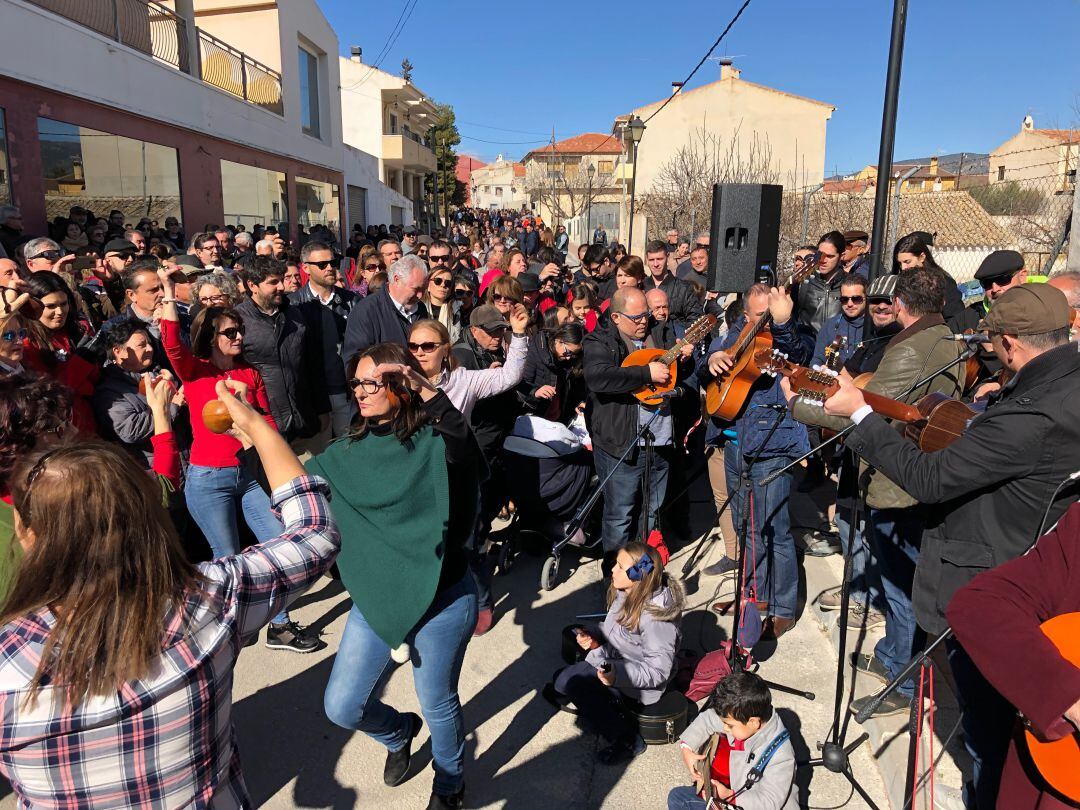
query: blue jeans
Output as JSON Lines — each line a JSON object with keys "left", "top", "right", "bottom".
{"left": 834, "top": 500, "right": 885, "bottom": 612}
{"left": 594, "top": 444, "right": 670, "bottom": 552}
{"left": 553, "top": 661, "right": 636, "bottom": 743}
{"left": 184, "top": 463, "right": 289, "bottom": 625}
{"left": 667, "top": 786, "right": 708, "bottom": 810}
{"left": 324, "top": 575, "right": 478, "bottom": 795}
{"left": 868, "top": 507, "right": 923, "bottom": 697}
{"left": 725, "top": 451, "right": 797, "bottom": 619}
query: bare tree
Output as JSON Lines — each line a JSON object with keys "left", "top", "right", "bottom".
{"left": 523, "top": 157, "right": 619, "bottom": 223}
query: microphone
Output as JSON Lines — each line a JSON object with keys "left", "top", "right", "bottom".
{"left": 948, "top": 333, "right": 991, "bottom": 343}
{"left": 653, "top": 388, "right": 684, "bottom": 400}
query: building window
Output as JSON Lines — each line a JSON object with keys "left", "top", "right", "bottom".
{"left": 495, "top": 186, "right": 503, "bottom": 196}
{"left": 0, "top": 109, "right": 11, "bottom": 206}
{"left": 220, "top": 160, "right": 287, "bottom": 230}
{"left": 389, "top": 113, "right": 398, "bottom": 135}
{"left": 598, "top": 160, "right": 614, "bottom": 174}
{"left": 997, "top": 165, "right": 1005, "bottom": 181}
{"left": 295, "top": 176, "right": 340, "bottom": 240}
{"left": 298, "top": 47, "right": 321, "bottom": 139}
{"left": 37, "top": 117, "right": 180, "bottom": 226}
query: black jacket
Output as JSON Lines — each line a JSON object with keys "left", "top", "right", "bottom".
{"left": 843, "top": 320, "right": 903, "bottom": 375}
{"left": 452, "top": 328, "right": 518, "bottom": 459}
{"left": 795, "top": 269, "right": 844, "bottom": 337}
{"left": 290, "top": 283, "right": 357, "bottom": 397}
{"left": 846, "top": 341, "right": 1080, "bottom": 634}
{"left": 517, "top": 332, "right": 586, "bottom": 424}
{"left": 582, "top": 321, "right": 685, "bottom": 458}
{"left": 342, "top": 286, "right": 429, "bottom": 369}
{"left": 235, "top": 297, "right": 321, "bottom": 438}
{"left": 644, "top": 273, "right": 704, "bottom": 330}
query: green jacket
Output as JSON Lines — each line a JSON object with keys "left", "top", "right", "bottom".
{"left": 0, "top": 501, "right": 17, "bottom": 603}
{"left": 793, "top": 315, "right": 963, "bottom": 509}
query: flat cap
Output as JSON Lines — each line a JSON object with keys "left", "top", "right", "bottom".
{"left": 843, "top": 230, "right": 869, "bottom": 244}
{"left": 974, "top": 250, "right": 1024, "bottom": 281}
{"left": 979, "top": 282, "right": 1071, "bottom": 336}
{"left": 103, "top": 238, "right": 137, "bottom": 255}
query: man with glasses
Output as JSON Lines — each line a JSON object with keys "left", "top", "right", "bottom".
{"left": 427, "top": 240, "right": 454, "bottom": 272}
{"left": 191, "top": 232, "right": 223, "bottom": 272}
{"left": 22, "top": 238, "right": 67, "bottom": 274}
{"left": 583, "top": 288, "right": 690, "bottom": 563}
{"left": 811, "top": 273, "right": 868, "bottom": 368}
{"left": 401, "top": 226, "right": 419, "bottom": 255}
{"left": 975, "top": 250, "right": 1028, "bottom": 303}
{"left": 343, "top": 254, "right": 429, "bottom": 367}
{"left": 841, "top": 230, "right": 871, "bottom": 275}
{"left": 291, "top": 241, "right": 356, "bottom": 440}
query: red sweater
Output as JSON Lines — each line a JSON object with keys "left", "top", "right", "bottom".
{"left": 22, "top": 334, "right": 99, "bottom": 437}
{"left": 160, "top": 318, "right": 276, "bottom": 468}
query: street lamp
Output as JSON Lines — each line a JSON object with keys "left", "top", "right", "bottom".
{"left": 626, "top": 115, "right": 646, "bottom": 251}
{"left": 586, "top": 162, "right": 596, "bottom": 243}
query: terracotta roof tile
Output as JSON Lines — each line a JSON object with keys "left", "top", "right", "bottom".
{"left": 526, "top": 133, "right": 623, "bottom": 158}
{"left": 1034, "top": 129, "right": 1080, "bottom": 144}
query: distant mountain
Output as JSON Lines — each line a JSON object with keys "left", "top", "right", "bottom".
{"left": 895, "top": 152, "right": 990, "bottom": 177}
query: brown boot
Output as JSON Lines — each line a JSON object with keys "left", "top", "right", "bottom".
{"left": 763, "top": 616, "right": 796, "bottom": 639}
{"left": 711, "top": 599, "right": 769, "bottom": 615}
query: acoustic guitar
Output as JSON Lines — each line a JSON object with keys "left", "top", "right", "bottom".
{"left": 756, "top": 349, "right": 978, "bottom": 452}
{"left": 1023, "top": 612, "right": 1080, "bottom": 803}
{"left": 703, "top": 255, "right": 820, "bottom": 421}
{"left": 622, "top": 312, "right": 717, "bottom": 406}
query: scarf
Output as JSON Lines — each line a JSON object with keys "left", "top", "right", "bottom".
{"left": 305, "top": 426, "right": 450, "bottom": 647}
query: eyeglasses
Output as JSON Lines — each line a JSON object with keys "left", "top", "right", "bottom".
{"left": 1, "top": 328, "right": 27, "bottom": 343}
{"left": 428, "top": 254, "right": 452, "bottom": 264}
{"left": 840, "top": 295, "right": 865, "bottom": 305}
{"left": 979, "top": 271, "right": 1016, "bottom": 291}
{"left": 616, "top": 310, "right": 650, "bottom": 322}
{"left": 348, "top": 377, "right": 386, "bottom": 394}
{"left": 407, "top": 340, "right": 445, "bottom": 353}
{"left": 305, "top": 259, "right": 335, "bottom": 269}
{"left": 199, "top": 294, "right": 229, "bottom": 305}
{"left": 217, "top": 326, "right": 245, "bottom": 340}
{"left": 31, "top": 251, "right": 61, "bottom": 262}
{"left": 430, "top": 277, "right": 453, "bottom": 288}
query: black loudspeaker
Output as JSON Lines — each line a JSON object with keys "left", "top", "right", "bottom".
{"left": 706, "top": 183, "right": 783, "bottom": 294}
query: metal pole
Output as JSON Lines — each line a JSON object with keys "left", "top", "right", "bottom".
{"left": 628, "top": 141, "right": 640, "bottom": 252}
{"left": 889, "top": 165, "right": 920, "bottom": 261}
{"left": 867, "top": 0, "right": 909, "bottom": 280}
{"left": 801, "top": 182, "right": 824, "bottom": 246}
{"left": 586, "top": 174, "right": 592, "bottom": 240}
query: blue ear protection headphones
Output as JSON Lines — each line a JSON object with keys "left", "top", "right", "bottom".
{"left": 626, "top": 552, "right": 655, "bottom": 582}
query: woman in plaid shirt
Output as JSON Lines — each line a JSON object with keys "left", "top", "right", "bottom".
{"left": 0, "top": 381, "right": 340, "bottom": 808}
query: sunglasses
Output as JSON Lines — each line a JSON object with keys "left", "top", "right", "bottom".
{"left": 1, "top": 328, "right": 27, "bottom": 343}
{"left": 454, "top": 288, "right": 475, "bottom": 299}
{"left": 492, "top": 294, "right": 517, "bottom": 304}
{"left": 428, "top": 254, "right": 452, "bottom": 264}
{"left": 868, "top": 298, "right": 894, "bottom": 306}
{"left": 407, "top": 340, "right": 445, "bottom": 353}
{"left": 217, "top": 326, "right": 245, "bottom": 340}
{"left": 31, "top": 251, "right": 61, "bottom": 262}
{"left": 348, "top": 377, "right": 386, "bottom": 394}
{"left": 979, "top": 271, "right": 1016, "bottom": 291}
{"left": 305, "top": 259, "right": 336, "bottom": 269}
{"left": 840, "top": 295, "right": 865, "bottom": 304}
{"left": 430, "top": 277, "right": 453, "bottom": 289}
{"left": 616, "top": 310, "right": 650, "bottom": 322}
{"left": 363, "top": 263, "right": 381, "bottom": 271}
{"left": 482, "top": 325, "right": 509, "bottom": 336}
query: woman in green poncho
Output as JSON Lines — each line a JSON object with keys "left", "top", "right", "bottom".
{"left": 310, "top": 341, "right": 484, "bottom": 810}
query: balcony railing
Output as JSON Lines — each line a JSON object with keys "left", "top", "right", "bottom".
{"left": 27, "top": 0, "right": 189, "bottom": 71}
{"left": 25, "top": 0, "right": 284, "bottom": 117}
{"left": 197, "top": 29, "right": 283, "bottom": 116}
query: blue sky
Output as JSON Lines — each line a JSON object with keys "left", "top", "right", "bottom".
{"left": 323, "top": 0, "right": 1079, "bottom": 175}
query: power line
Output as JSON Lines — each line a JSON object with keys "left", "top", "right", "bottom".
{"left": 456, "top": 119, "right": 555, "bottom": 137}
{"left": 341, "top": 0, "right": 421, "bottom": 92}
{"left": 459, "top": 134, "right": 549, "bottom": 145}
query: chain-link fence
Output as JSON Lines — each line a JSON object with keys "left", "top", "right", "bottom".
{"left": 782, "top": 152, "right": 1075, "bottom": 285}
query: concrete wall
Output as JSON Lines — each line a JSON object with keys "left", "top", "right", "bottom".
{"left": 471, "top": 160, "right": 526, "bottom": 210}
{"left": 990, "top": 129, "right": 1076, "bottom": 186}
{"left": 343, "top": 145, "right": 413, "bottom": 229}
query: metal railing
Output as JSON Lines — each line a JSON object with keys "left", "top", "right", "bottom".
{"left": 197, "top": 28, "right": 283, "bottom": 116}
{"left": 26, "top": 0, "right": 189, "bottom": 71}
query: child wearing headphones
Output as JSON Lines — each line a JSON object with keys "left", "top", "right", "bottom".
{"left": 546, "top": 541, "right": 684, "bottom": 765}
{"left": 669, "top": 672, "right": 797, "bottom": 810}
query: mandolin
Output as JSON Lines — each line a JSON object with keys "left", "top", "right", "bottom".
{"left": 1023, "top": 612, "right": 1080, "bottom": 803}
{"left": 623, "top": 312, "right": 717, "bottom": 406}
{"left": 703, "top": 255, "right": 820, "bottom": 420}
{"left": 756, "top": 350, "right": 978, "bottom": 452}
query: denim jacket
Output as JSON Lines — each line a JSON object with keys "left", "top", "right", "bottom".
{"left": 696, "top": 316, "right": 810, "bottom": 459}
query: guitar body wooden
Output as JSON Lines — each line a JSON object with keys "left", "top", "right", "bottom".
{"left": 1024, "top": 613, "right": 1080, "bottom": 803}
{"left": 705, "top": 330, "right": 774, "bottom": 420}
{"left": 623, "top": 347, "right": 673, "bottom": 406}
{"left": 905, "top": 392, "right": 978, "bottom": 452}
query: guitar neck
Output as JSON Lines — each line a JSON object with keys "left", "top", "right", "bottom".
{"left": 861, "top": 390, "right": 923, "bottom": 424}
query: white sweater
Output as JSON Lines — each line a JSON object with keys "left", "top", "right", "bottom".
{"left": 437, "top": 334, "right": 527, "bottom": 420}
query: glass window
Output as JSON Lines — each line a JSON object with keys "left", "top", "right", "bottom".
{"left": 295, "top": 176, "right": 339, "bottom": 239}
{"left": 0, "top": 110, "right": 11, "bottom": 207}
{"left": 298, "top": 47, "right": 321, "bottom": 139}
{"left": 37, "top": 117, "right": 180, "bottom": 226}
{"left": 221, "top": 160, "right": 287, "bottom": 230}
{"left": 598, "top": 160, "right": 614, "bottom": 174}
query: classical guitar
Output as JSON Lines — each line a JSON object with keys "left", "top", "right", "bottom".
{"left": 623, "top": 312, "right": 718, "bottom": 406}
{"left": 1023, "top": 612, "right": 1080, "bottom": 803}
{"left": 756, "top": 349, "right": 978, "bottom": 452}
{"left": 703, "top": 255, "right": 820, "bottom": 421}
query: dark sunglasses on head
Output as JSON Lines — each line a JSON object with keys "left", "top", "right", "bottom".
{"left": 428, "top": 254, "right": 452, "bottom": 264}
{"left": 979, "top": 271, "right": 1016, "bottom": 291}
{"left": 1, "top": 328, "right": 27, "bottom": 343}
{"left": 217, "top": 326, "right": 245, "bottom": 340}
{"left": 430, "top": 277, "right": 453, "bottom": 288}
{"left": 31, "top": 251, "right": 61, "bottom": 262}
{"left": 840, "top": 295, "right": 865, "bottom": 304}
{"left": 348, "top": 377, "right": 386, "bottom": 394}
{"left": 407, "top": 340, "right": 444, "bottom": 353}
{"left": 305, "top": 259, "right": 336, "bottom": 270}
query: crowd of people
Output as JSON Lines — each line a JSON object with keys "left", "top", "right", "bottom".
{"left": 0, "top": 200, "right": 1077, "bottom": 810}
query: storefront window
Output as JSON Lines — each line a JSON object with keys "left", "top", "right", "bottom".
{"left": 295, "top": 176, "right": 340, "bottom": 240}
{"left": 0, "top": 110, "right": 11, "bottom": 207}
{"left": 37, "top": 117, "right": 180, "bottom": 226}
{"left": 220, "top": 160, "right": 287, "bottom": 230}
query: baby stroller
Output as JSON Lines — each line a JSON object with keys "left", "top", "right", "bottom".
{"left": 498, "top": 416, "right": 600, "bottom": 590}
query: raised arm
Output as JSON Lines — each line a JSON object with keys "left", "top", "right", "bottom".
{"left": 157, "top": 271, "right": 201, "bottom": 383}
{"left": 466, "top": 304, "right": 530, "bottom": 400}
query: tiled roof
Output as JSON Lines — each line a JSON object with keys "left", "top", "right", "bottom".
{"left": 525, "top": 133, "right": 623, "bottom": 158}
{"left": 1034, "top": 129, "right": 1080, "bottom": 144}
{"left": 513, "top": 163, "right": 526, "bottom": 177}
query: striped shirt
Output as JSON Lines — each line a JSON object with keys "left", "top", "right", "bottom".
{"left": 0, "top": 475, "right": 339, "bottom": 808}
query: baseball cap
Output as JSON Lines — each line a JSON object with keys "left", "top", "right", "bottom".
{"left": 978, "top": 283, "right": 1071, "bottom": 336}
{"left": 103, "top": 238, "right": 138, "bottom": 255}
{"left": 403, "top": 226, "right": 417, "bottom": 236}
{"left": 469, "top": 304, "right": 509, "bottom": 331}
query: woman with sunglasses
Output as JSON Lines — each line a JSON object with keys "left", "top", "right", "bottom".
{"left": 352, "top": 246, "right": 381, "bottom": 297}
{"left": 0, "top": 289, "right": 28, "bottom": 376}
{"left": 517, "top": 321, "right": 586, "bottom": 424}
{"left": 423, "top": 264, "right": 464, "bottom": 344}
{"left": 310, "top": 343, "right": 484, "bottom": 810}
{"left": 22, "top": 272, "right": 99, "bottom": 435}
